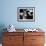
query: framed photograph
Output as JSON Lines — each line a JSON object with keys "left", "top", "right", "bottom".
{"left": 17, "top": 7, "right": 35, "bottom": 22}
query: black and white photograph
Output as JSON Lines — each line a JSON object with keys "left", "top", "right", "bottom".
{"left": 17, "top": 7, "right": 35, "bottom": 22}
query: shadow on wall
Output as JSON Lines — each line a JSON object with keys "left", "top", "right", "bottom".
{"left": 0, "top": 24, "right": 7, "bottom": 43}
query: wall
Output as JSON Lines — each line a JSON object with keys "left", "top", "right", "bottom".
{"left": 0, "top": 0, "right": 46, "bottom": 30}
{"left": 0, "top": 0, "right": 46, "bottom": 43}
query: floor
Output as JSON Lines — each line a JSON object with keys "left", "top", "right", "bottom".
{"left": 0, "top": 44, "right": 2, "bottom": 46}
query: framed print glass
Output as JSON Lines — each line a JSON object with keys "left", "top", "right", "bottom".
{"left": 17, "top": 7, "right": 35, "bottom": 22}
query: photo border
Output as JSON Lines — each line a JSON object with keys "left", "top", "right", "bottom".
{"left": 17, "top": 7, "right": 35, "bottom": 22}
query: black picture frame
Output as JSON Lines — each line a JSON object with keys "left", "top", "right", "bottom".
{"left": 17, "top": 7, "right": 35, "bottom": 22}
